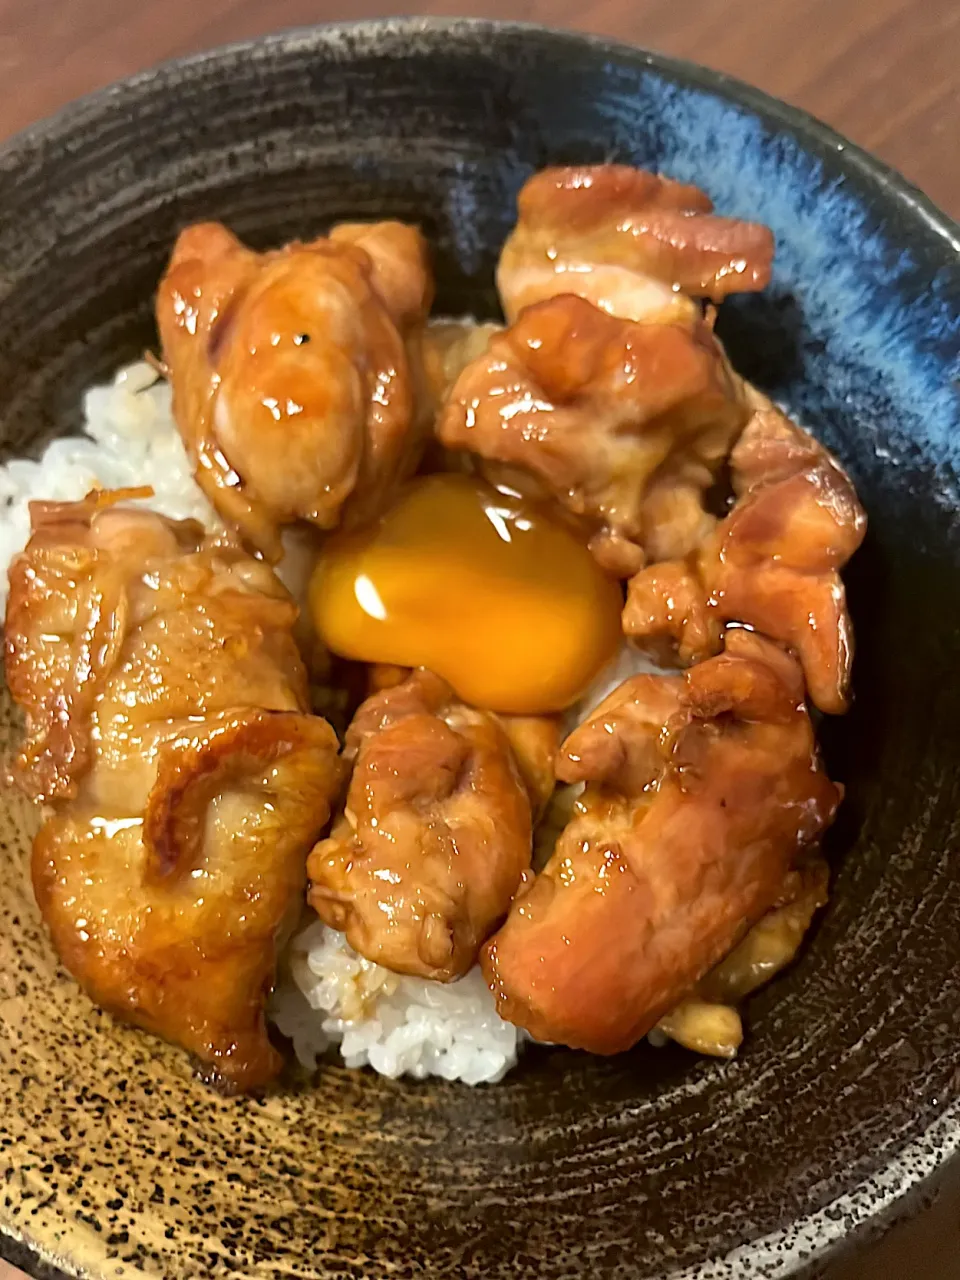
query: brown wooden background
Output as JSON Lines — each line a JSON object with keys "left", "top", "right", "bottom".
{"left": 0, "top": 0, "right": 958, "bottom": 217}
{"left": 0, "top": 0, "right": 958, "bottom": 1277}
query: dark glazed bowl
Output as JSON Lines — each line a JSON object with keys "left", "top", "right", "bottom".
{"left": 1, "top": 18, "right": 959, "bottom": 1280}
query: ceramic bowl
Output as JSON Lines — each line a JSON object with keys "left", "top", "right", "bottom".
{"left": 1, "top": 18, "right": 958, "bottom": 1280}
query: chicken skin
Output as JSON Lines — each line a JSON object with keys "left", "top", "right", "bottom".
{"left": 421, "top": 319, "right": 503, "bottom": 409}
{"left": 308, "top": 669, "right": 532, "bottom": 981}
{"left": 437, "top": 293, "right": 747, "bottom": 576}
{"left": 497, "top": 165, "right": 775, "bottom": 324}
{"left": 363, "top": 665, "right": 558, "bottom": 813}
{"left": 5, "top": 491, "right": 342, "bottom": 1090}
{"left": 697, "top": 854, "right": 830, "bottom": 1006}
{"left": 654, "top": 854, "right": 830, "bottom": 1058}
{"left": 623, "top": 396, "right": 867, "bottom": 713}
{"left": 496, "top": 714, "right": 560, "bottom": 819}
{"left": 481, "top": 630, "right": 840, "bottom": 1053}
{"left": 157, "top": 219, "right": 433, "bottom": 559}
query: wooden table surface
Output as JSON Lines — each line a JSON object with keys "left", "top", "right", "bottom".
{"left": 0, "top": 0, "right": 958, "bottom": 217}
{"left": 0, "top": 1, "right": 958, "bottom": 1278}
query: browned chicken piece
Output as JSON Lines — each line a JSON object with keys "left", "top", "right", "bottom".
{"left": 308, "top": 669, "right": 532, "bottom": 981}
{"left": 156, "top": 219, "right": 433, "bottom": 560}
{"left": 653, "top": 854, "right": 830, "bottom": 1058}
{"left": 623, "top": 398, "right": 867, "bottom": 713}
{"left": 496, "top": 714, "right": 560, "bottom": 819}
{"left": 437, "top": 293, "right": 748, "bottom": 577}
{"left": 358, "top": 673, "right": 558, "bottom": 814}
{"left": 5, "top": 491, "right": 342, "bottom": 1090}
{"left": 367, "top": 662, "right": 412, "bottom": 694}
{"left": 622, "top": 560, "right": 721, "bottom": 667}
{"left": 655, "top": 1000, "right": 744, "bottom": 1059}
{"left": 481, "top": 630, "right": 840, "bottom": 1053}
{"left": 497, "top": 165, "right": 775, "bottom": 324}
{"left": 698, "top": 855, "right": 830, "bottom": 1004}
{"left": 328, "top": 221, "right": 433, "bottom": 327}
{"left": 421, "top": 319, "right": 502, "bottom": 408}
{"left": 416, "top": 320, "right": 504, "bottom": 479}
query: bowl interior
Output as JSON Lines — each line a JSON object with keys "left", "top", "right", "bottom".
{"left": 1, "top": 20, "right": 959, "bottom": 1280}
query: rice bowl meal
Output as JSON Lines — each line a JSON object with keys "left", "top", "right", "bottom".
{"left": 2, "top": 163, "right": 866, "bottom": 1091}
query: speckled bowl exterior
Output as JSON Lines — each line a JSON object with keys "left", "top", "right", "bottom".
{"left": 0, "top": 19, "right": 958, "bottom": 1280}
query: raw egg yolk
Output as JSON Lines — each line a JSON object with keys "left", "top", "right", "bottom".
{"left": 310, "top": 474, "right": 623, "bottom": 714}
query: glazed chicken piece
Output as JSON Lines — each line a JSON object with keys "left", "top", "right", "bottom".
{"left": 364, "top": 665, "right": 558, "bottom": 814}
{"left": 654, "top": 853, "right": 830, "bottom": 1058}
{"left": 437, "top": 293, "right": 748, "bottom": 576}
{"left": 623, "top": 396, "right": 867, "bottom": 713}
{"left": 654, "top": 999, "right": 745, "bottom": 1059}
{"left": 157, "top": 219, "right": 433, "bottom": 559}
{"left": 497, "top": 165, "right": 775, "bottom": 324}
{"left": 5, "top": 491, "right": 342, "bottom": 1090}
{"left": 327, "top": 221, "right": 434, "bottom": 329}
{"left": 697, "top": 855, "right": 830, "bottom": 1005}
{"left": 367, "top": 661, "right": 412, "bottom": 694}
{"left": 308, "top": 669, "right": 532, "bottom": 981}
{"left": 481, "top": 630, "right": 840, "bottom": 1053}
{"left": 622, "top": 559, "right": 718, "bottom": 668}
{"left": 496, "top": 714, "right": 560, "bottom": 819}
{"left": 421, "top": 319, "right": 503, "bottom": 408}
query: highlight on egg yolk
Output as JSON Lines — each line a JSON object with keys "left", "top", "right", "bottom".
{"left": 310, "top": 474, "right": 624, "bottom": 715}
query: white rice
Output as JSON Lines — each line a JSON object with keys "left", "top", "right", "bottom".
{"left": 0, "top": 362, "right": 216, "bottom": 611}
{"left": 269, "top": 922, "right": 522, "bottom": 1086}
{"left": 0, "top": 360, "right": 663, "bottom": 1086}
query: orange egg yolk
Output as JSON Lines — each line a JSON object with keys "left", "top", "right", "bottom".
{"left": 310, "top": 474, "right": 624, "bottom": 714}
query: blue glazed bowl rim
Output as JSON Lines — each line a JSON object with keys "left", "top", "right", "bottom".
{"left": 2, "top": 16, "right": 957, "bottom": 252}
